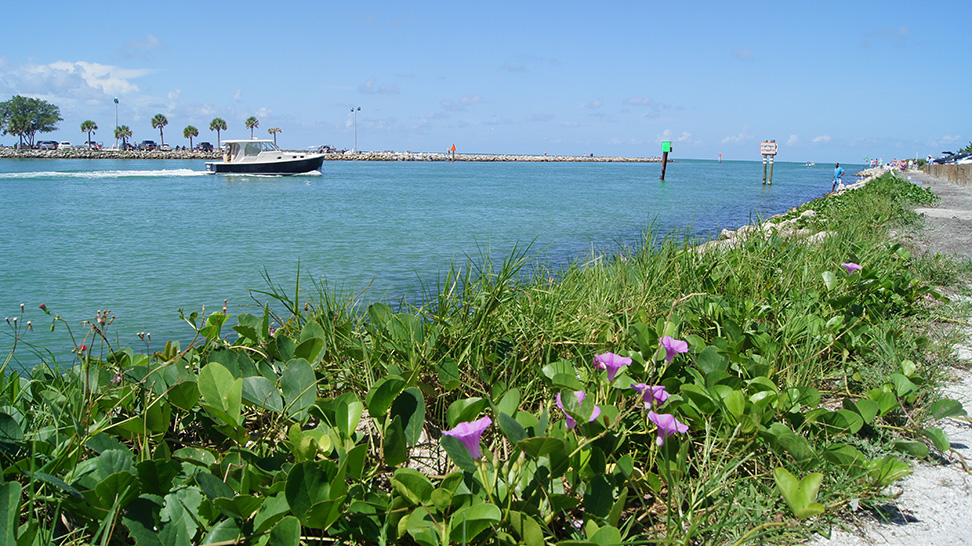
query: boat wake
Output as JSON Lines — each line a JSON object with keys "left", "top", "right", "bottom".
{"left": 0, "top": 169, "right": 209, "bottom": 179}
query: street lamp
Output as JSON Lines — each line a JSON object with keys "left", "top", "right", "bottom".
{"left": 114, "top": 97, "right": 119, "bottom": 148}
{"left": 351, "top": 106, "right": 360, "bottom": 152}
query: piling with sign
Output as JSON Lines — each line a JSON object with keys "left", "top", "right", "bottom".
{"left": 760, "top": 140, "right": 777, "bottom": 185}
{"left": 660, "top": 141, "right": 672, "bottom": 180}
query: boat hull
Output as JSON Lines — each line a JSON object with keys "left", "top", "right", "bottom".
{"left": 206, "top": 154, "right": 325, "bottom": 174}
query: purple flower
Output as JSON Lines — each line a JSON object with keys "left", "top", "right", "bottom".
{"left": 660, "top": 336, "right": 689, "bottom": 364}
{"left": 632, "top": 383, "right": 669, "bottom": 406}
{"left": 442, "top": 416, "right": 492, "bottom": 459}
{"left": 556, "top": 391, "right": 601, "bottom": 430}
{"left": 594, "top": 352, "right": 631, "bottom": 382}
{"left": 647, "top": 411, "right": 689, "bottom": 446}
{"left": 841, "top": 262, "right": 862, "bottom": 275}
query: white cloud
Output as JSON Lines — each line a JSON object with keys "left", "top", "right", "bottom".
{"left": 811, "top": 135, "right": 831, "bottom": 144}
{"left": 460, "top": 95, "right": 480, "bottom": 105}
{"left": 233, "top": 89, "right": 242, "bottom": 102}
{"left": 787, "top": 134, "right": 799, "bottom": 146}
{"left": 624, "top": 96, "right": 653, "bottom": 106}
{"left": 733, "top": 48, "right": 753, "bottom": 60}
{"left": 126, "top": 34, "right": 166, "bottom": 51}
{"left": 13, "top": 61, "right": 156, "bottom": 97}
{"left": 722, "top": 129, "right": 753, "bottom": 144}
{"left": 526, "top": 113, "right": 554, "bottom": 122}
{"left": 358, "top": 78, "right": 399, "bottom": 95}
{"left": 562, "top": 121, "right": 579, "bottom": 128}
{"left": 584, "top": 99, "right": 603, "bottom": 109}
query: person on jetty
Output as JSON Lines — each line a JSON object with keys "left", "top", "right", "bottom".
{"left": 832, "top": 162, "right": 845, "bottom": 192}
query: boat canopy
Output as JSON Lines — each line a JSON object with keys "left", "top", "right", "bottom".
{"left": 222, "top": 139, "right": 280, "bottom": 161}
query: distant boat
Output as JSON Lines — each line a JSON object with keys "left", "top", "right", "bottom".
{"left": 805, "top": 161, "right": 815, "bottom": 167}
{"left": 206, "top": 140, "right": 324, "bottom": 174}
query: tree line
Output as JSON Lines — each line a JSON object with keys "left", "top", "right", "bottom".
{"left": 0, "top": 95, "right": 277, "bottom": 149}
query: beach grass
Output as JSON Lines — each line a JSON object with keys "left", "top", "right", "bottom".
{"left": 1, "top": 172, "right": 968, "bottom": 545}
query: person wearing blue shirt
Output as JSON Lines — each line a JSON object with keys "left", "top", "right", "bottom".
{"left": 832, "top": 162, "right": 845, "bottom": 191}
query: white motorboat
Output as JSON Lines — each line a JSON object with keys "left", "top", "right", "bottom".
{"left": 205, "top": 139, "right": 325, "bottom": 174}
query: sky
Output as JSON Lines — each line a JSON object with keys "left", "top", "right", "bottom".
{"left": 1, "top": 0, "right": 969, "bottom": 163}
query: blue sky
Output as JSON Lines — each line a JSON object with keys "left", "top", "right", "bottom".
{"left": 2, "top": 1, "right": 969, "bottom": 163}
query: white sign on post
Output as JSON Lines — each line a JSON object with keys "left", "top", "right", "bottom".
{"left": 760, "top": 141, "right": 778, "bottom": 155}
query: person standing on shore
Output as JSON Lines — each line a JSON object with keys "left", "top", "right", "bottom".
{"left": 832, "top": 162, "right": 845, "bottom": 192}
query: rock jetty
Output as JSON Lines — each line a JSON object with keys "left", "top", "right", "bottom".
{"left": 324, "top": 151, "right": 660, "bottom": 162}
{"left": 0, "top": 148, "right": 220, "bottom": 160}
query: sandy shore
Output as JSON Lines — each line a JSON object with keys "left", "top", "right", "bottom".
{"left": 0, "top": 147, "right": 660, "bottom": 163}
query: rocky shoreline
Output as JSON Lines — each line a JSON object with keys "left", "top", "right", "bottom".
{"left": 0, "top": 147, "right": 660, "bottom": 163}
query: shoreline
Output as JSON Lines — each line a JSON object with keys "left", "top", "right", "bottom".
{"left": 0, "top": 147, "right": 660, "bottom": 162}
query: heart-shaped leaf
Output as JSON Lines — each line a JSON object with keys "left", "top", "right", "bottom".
{"left": 773, "top": 467, "right": 825, "bottom": 520}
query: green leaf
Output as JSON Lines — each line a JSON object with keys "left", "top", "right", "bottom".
{"left": 889, "top": 373, "right": 917, "bottom": 397}
{"left": 293, "top": 337, "right": 324, "bottom": 363}
{"left": 0, "top": 481, "right": 20, "bottom": 546}
{"left": 168, "top": 381, "right": 200, "bottom": 412}
{"left": 241, "top": 376, "right": 284, "bottom": 412}
{"left": 335, "top": 393, "right": 365, "bottom": 439}
{"left": 498, "top": 412, "right": 527, "bottom": 444}
{"left": 391, "top": 387, "right": 425, "bottom": 446}
{"left": 508, "top": 510, "right": 544, "bottom": 546}
{"left": 929, "top": 398, "right": 967, "bottom": 419}
{"left": 822, "top": 270, "right": 837, "bottom": 290}
{"left": 267, "top": 516, "right": 301, "bottom": 546}
{"left": 695, "top": 345, "right": 727, "bottom": 375}
{"left": 773, "top": 467, "right": 825, "bottom": 520}
{"left": 198, "top": 362, "right": 242, "bottom": 426}
{"left": 590, "top": 525, "right": 622, "bottom": 546}
{"left": 820, "top": 409, "right": 864, "bottom": 434}
{"left": 891, "top": 439, "right": 929, "bottom": 459}
{"left": 852, "top": 398, "right": 880, "bottom": 424}
{"left": 392, "top": 468, "right": 435, "bottom": 506}
{"left": 868, "top": 455, "right": 911, "bottom": 487}
{"left": 364, "top": 375, "right": 406, "bottom": 417}
{"left": 495, "top": 388, "right": 521, "bottom": 416}
{"left": 405, "top": 506, "right": 441, "bottom": 546}
{"left": 448, "top": 503, "right": 501, "bottom": 543}
{"left": 517, "top": 437, "right": 566, "bottom": 459}
{"left": 822, "top": 444, "right": 867, "bottom": 469}
{"left": 281, "top": 358, "right": 317, "bottom": 421}
{"left": 447, "top": 397, "right": 489, "bottom": 429}
{"left": 285, "top": 461, "right": 344, "bottom": 529}
{"left": 922, "top": 427, "right": 951, "bottom": 453}
{"left": 440, "top": 434, "right": 477, "bottom": 473}
{"left": 383, "top": 416, "right": 409, "bottom": 467}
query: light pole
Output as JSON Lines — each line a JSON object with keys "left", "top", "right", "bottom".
{"left": 351, "top": 106, "right": 360, "bottom": 152}
{"left": 114, "top": 97, "right": 119, "bottom": 148}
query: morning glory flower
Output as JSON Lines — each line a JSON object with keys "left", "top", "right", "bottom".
{"left": 442, "top": 416, "right": 492, "bottom": 459}
{"left": 647, "top": 411, "right": 689, "bottom": 446}
{"left": 841, "top": 262, "right": 862, "bottom": 275}
{"left": 660, "top": 336, "right": 689, "bottom": 364}
{"left": 632, "top": 383, "right": 669, "bottom": 406}
{"left": 556, "top": 391, "right": 601, "bottom": 430}
{"left": 594, "top": 352, "right": 631, "bottom": 382}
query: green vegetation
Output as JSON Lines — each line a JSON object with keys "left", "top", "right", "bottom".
{"left": 151, "top": 114, "right": 168, "bottom": 146}
{"left": 183, "top": 125, "right": 199, "bottom": 149}
{"left": 114, "top": 125, "right": 133, "bottom": 148}
{"left": 80, "top": 120, "right": 98, "bottom": 145}
{"left": 210, "top": 117, "right": 227, "bottom": 147}
{"left": 0, "top": 95, "right": 62, "bottom": 148}
{"left": 268, "top": 127, "right": 282, "bottom": 145}
{"left": 1, "top": 173, "right": 968, "bottom": 545}
{"left": 246, "top": 116, "right": 260, "bottom": 139}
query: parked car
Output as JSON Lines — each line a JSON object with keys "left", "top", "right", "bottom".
{"left": 58, "top": 141, "right": 73, "bottom": 150}
{"left": 139, "top": 140, "right": 158, "bottom": 151}
{"left": 37, "top": 140, "right": 58, "bottom": 150}
{"left": 84, "top": 141, "right": 101, "bottom": 150}
{"left": 196, "top": 142, "right": 214, "bottom": 152}
{"left": 159, "top": 144, "right": 171, "bottom": 152}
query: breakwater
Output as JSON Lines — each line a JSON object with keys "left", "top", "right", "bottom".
{"left": 0, "top": 147, "right": 221, "bottom": 160}
{"left": 0, "top": 147, "right": 659, "bottom": 162}
{"left": 325, "top": 151, "right": 661, "bottom": 162}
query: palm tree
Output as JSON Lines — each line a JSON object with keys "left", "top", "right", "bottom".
{"left": 245, "top": 116, "right": 259, "bottom": 139}
{"left": 267, "top": 127, "right": 282, "bottom": 145}
{"left": 151, "top": 114, "right": 168, "bottom": 145}
{"left": 114, "top": 125, "right": 133, "bottom": 149}
{"left": 184, "top": 125, "right": 198, "bottom": 149}
{"left": 80, "top": 120, "right": 97, "bottom": 147}
{"left": 209, "top": 118, "right": 227, "bottom": 147}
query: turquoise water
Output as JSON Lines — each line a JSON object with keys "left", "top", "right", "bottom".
{"left": 0, "top": 158, "right": 853, "bottom": 360}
